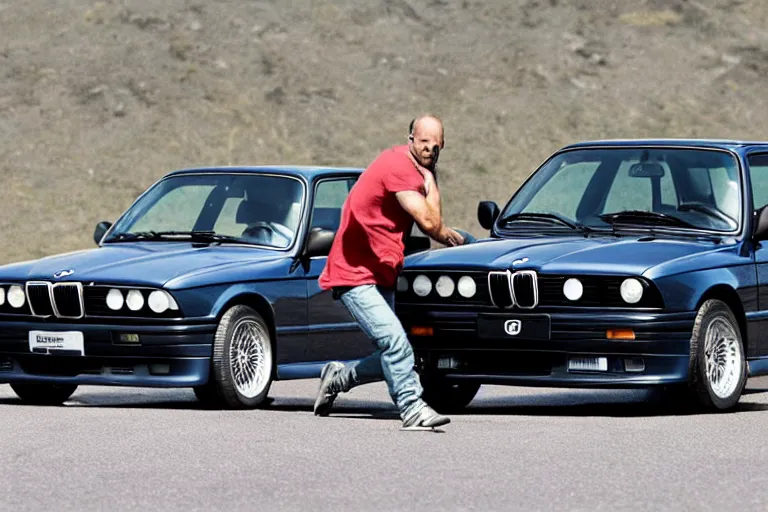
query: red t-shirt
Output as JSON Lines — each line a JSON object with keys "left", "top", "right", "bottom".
{"left": 319, "top": 145, "right": 425, "bottom": 290}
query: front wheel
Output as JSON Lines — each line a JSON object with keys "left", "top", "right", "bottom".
{"left": 686, "top": 299, "right": 747, "bottom": 411}
{"left": 420, "top": 373, "right": 480, "bottom": 413}
{"left": 10, "top": 383, "right": 78, "bottom": 405}
{"left": 202, "top": 305, "right": 274, "bottom": 409}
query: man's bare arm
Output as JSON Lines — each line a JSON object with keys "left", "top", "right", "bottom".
{"left": 396, "top": 190, "right": 463, "bottom": 246}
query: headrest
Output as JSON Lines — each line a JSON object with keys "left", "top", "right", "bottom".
{"left": 237, "top": 198, "right": 291, "bottom": 224}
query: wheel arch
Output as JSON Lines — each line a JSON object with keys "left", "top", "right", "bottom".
{"left": 696, "top": 284, "right": 748, "bottom": 352}
{"left": 216, "top": 293, "right": 278, "bottom": 372}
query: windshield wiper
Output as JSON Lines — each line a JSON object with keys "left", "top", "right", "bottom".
{"left": 599, "top": 210, "right": 698, "bottom": 229}
{"left": 107, "top": 230, "right": 246, "bottom": 244}
{"left": 499, "top": 212, "right": 578, "bottom": 229}
{"left": 498, "top": 212, "right": 594, "bottom": 236}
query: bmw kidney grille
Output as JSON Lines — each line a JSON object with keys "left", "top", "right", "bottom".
{"left": 25, "top": 281, "right": 84, "bottom": 319}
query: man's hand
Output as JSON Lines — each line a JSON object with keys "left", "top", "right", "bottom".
{"left": 443, "top": 227, "right": 465, "bottom": 247}
{"left": 396, "top": 190, "right": 461, "bottom": 247}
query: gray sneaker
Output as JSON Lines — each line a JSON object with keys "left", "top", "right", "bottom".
{"left": 401, "top": 404, "right": 450, "bottom": 431}
{"left": 313, "top": 361, "right": 345, "bottom": 416}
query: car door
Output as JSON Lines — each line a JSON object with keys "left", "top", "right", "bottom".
{"left": 303, "top": 175, "right": 373, "bottom": 362}
{"left": 746, "top": 152, "right": 768, "bottom": 357}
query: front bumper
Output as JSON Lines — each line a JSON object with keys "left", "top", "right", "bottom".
{"left": 398, "top": 308, "right": 697, "bottom": 387}
{"left": 0, "top": 320, "right": 216, "bottom": 387}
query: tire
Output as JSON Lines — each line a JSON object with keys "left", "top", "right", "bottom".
{"left": 10, "top": 382, "right": 78, "bottom": 405}
{"left": 683, "top": 299, "right": 747, "bottom": 411}
{"left": 420, "top": 373, "right": 480, "bottom": 413}
{"left": 207, "top": 305, "right": 274, "bottom": 409}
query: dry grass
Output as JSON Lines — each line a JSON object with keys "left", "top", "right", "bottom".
{"left": 1, "top": 0, "right": 768, "bottom": 263}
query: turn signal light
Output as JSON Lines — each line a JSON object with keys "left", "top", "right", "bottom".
{"left": 606, "top": 328, "right": 635, "bottom": 340}
{"left": 410, "top": 326, "right": 434, "bottom": 336}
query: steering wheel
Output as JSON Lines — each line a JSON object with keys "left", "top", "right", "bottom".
{"left": 242, "top": 221, "right": 276, "bottom": 242}
{"left": 677, "top": 202, "right": 737, "bottom": 228}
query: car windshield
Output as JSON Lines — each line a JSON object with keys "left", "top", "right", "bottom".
{"left": 105, "top": 173, "right": 305, "bottom": 249}
{"left": 499, "top": 147, "right": 741, "bottom": 234}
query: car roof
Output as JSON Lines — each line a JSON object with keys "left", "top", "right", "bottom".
{"left": 561, "top": 138, "right": 768, "bottom": 152}
{"left": 164, "top": 165, "right": 364, "bottom": 180}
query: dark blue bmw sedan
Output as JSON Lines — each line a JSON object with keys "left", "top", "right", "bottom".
{"left": 0, "top": 165, "right": 430, "bottom": 409}
{"left": 396, "top": 139, "right": 768, "bottom": 412}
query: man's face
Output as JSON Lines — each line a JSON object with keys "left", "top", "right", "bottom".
{"left": 409, "top": 120, "right": 444, "bottom": 170}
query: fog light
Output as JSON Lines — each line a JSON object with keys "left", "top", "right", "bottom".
{"left": 149, "top": 364, "right": 171, "bottom": 375}
{"left": 606, "top": 328, "right": 635, "bottom": 340}
{"left": 410, "top": 326, "right": 434, "bottom": 336}
{"left": 437, "top": 356, "right": 459, "bottom": 369}
{"left": 624, "top": 358, "right": 645, "bottom": 372}
{"left": 118, "top": 333, "right": 140, "bottom": 344}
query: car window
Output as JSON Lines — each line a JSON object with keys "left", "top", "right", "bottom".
{"left": 521, "top": 162, "right": 599, "bottom": 219}
{"left": 603, "top": 160, "right": 677, "bottom": 213}
{"left": 108, "top": 174, "right": 305, "bottom": 249}
{"left": 310, "top": 178, "right": 357, "bottom": 232}
{"left": 748, "top": 153, "right": 768, "bottom": 210}
{"left": 501, "top": 147, "right": 741, "bottom": 233}
{"left": 131, "top": 185, "right": 214, "bottom": 233}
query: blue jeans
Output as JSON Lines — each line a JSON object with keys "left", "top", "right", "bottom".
{"left": 334, "top": 285, "right": 426, "bottom": 420}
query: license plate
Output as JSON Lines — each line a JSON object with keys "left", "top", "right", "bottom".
{"left": 29, "top": 330, "right": 85, "bottom": 356}
{"left": 568, "top": 357, "right": 607, "bottom": 372}
{"left": 477, "top": 314, "right": 551, "bottom": 340}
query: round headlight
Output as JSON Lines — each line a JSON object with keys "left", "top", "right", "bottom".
{"left": 7, "top": 286, "right": 25, "bottom": 308}
{"left": 396, "top": 276, "right": 408, "bottom": 292}
{"left": 620, "top": 278, "right": 644, "bottom": 304}
{"left": 148, "top": 290, "right": 170, "bottom": 313}
{"left": 563, "top": 278, "right": 583, "bottom": 301}
{"left": 435, "top": 276, "right": 455, "bottom": 297}
{"left": 0, "top": 287, "right": 5, "bottom": 306}
{"left": 412, "top": 275, "right": 432, "bottom": 297}
{"left": 126, "top": 290, "right": 144, "bottom": 311}
{"left": 457, "top": 276, "right": 477, "bottom": 298}
{"left": 106, "top": 289, "right": 124, "bottom": 310}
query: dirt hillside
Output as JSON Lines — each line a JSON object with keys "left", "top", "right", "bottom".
{"left": 2, "top": 0, "right": 768, "bottom": 263}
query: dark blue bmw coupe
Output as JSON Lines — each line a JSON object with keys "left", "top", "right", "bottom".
{"left": 397, "top": 139, "right": 768, "bottom": 412}
{"left": 0, "top": 165, "right": 435, "bottom": 408}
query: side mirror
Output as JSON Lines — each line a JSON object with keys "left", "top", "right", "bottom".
{"left": 478, "top": 201, "right": 500, "bottom": 230}
{"left": 405, "top": 233, "right": 431, "bottom": 255}
{"left": 754, "top": 206, "right": 768, "bottom": 241}
{"left": 94, "top": 221, "right": 112, "bottom": 245}
{"left": 305, "top": 228, "right": 335, "bottom": 257}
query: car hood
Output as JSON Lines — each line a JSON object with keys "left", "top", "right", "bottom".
{"left": 0, "top": 243, "right": 286, "bottom": 288}
{"left": 403, "top": 235, "right": 741, "bottom": 277}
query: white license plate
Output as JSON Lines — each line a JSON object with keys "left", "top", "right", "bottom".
{"left": 29, "top": 330, "right": 85, "bottom": 356}
{"left": 568, "top": 357, "right": 607, "bottom": 372}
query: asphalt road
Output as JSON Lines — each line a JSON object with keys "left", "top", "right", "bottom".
{"left": 3, "top": 378, "right": 768, "bottom": 511}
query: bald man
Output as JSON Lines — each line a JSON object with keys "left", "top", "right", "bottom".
{"left": 407, "top": 117, "right": 476, "bottom": 245}
{"left": 315, "top": 114, "right": 462, "bottom": 430}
